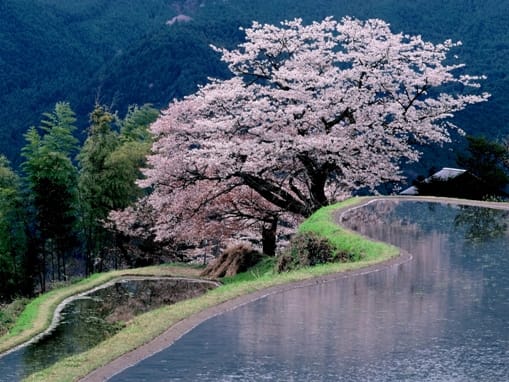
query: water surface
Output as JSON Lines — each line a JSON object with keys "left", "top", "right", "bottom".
{"left": 0, "top": 277, "right": 216, "bottom": 381}
{"left": 111, "top": 200, "right": 509, "bottom": 381}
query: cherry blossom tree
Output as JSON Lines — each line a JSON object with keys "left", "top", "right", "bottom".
{"left": 110, "top": 179, "right": 293, "bottom": 257}
{"left": 112, "top": 17, "right": 489, "bottom": 254}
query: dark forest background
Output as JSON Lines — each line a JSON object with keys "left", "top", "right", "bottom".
{"left": 1, "top": 0, "right": 508, "bottom": 174}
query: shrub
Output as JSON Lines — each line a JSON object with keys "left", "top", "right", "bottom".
{"left": 0, "top": 297, "right": 30, "bottom": 335}
{"left": 277, "top": 232, "right": 349, "bottom": 272}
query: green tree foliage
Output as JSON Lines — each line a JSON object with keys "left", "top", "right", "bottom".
{"left": 457, "top": 135, "right": 509, "bottom": 193}
{"left": 78, "top": 104, "right": 119, "bottom": 274}
{"left": 21, "top": 102, "right": 79, "bottom": 292}
{"left": 39, "top": 102, "right": 79, "bottom": 153}
{"left": 78, "top": 104, "right": 158, "bottom": 272}
{"left": 119, "top": 104, "right": 159, "bottom": 142}
{"left": 0, "top": 101, "right": 157, "bottom": 298}
{"left": 0, "top": 156, "right": 29, "bottom": 301}
{"left": 105, "top": 105, "right": 158, "bottom": 205}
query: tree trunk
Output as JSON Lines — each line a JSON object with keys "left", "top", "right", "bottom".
{"left": 50, "top": 246, "right": 55, "bottom": 283}
{"left": 57, "top": 248, "right": 62, "bottom": 281}
{"left": 40, "top": 250, "right": 46, "bottom": 293}
{"left": 261, "top": 215, "right": 278, "bottom": 256}
{"left": 62, "top": 250, "right": 66, "bottom": 281}
{"left": 298, "top": 154, "right": 330, "bottom": 212}
{"left": 309, "top": 173, "right": 329, "bottom": 210}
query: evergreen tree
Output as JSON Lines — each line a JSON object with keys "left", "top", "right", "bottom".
{"left": 39, "top": 101, "right": 79, "bottom": 153}
{"left": 79, "top": 104, "right": 159, "bottom": 271}
{"left": 105, "top": 105, "right": 160, "bottom": 266}
{"left": 457, "top": 135, "right": 509, "bottom": 196}
{"left": 0, "top": 156, "right": 29, "bottom": 301}
{"left": 78, "top": 104, "right": 120, "bottom": 273}
{"left": 119, "top": 104, "right": 158, "bottom": 143}
{"left": 106, "top": 104, "right": 158, "bottom": 206}
{"left": 21, "top": 102, "right": 79, "bottom": 291}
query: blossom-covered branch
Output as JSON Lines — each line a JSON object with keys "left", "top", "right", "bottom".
{"left": 111, "top": 16, "right": 489, "bottom": 254}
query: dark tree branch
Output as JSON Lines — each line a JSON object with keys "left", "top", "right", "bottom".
{"left": 237, "top": 172, "right": 311, "bottom": 216}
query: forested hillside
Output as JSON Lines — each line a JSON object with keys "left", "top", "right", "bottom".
{"left": 1, "top": 0, "right": 508, "bottom": 169}
{"left": 0, "top": 0, "right": 177, "bottom": 161}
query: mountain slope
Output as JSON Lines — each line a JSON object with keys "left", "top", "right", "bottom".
{"left": 1, "top": 0, "right": 508, "bottom": 170}
{"left": 0, "top": 0, "right": 177, "bottom": 162}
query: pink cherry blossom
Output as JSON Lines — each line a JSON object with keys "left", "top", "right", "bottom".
{"left": 110, "top": 17, "right": 489, "bottom": 254}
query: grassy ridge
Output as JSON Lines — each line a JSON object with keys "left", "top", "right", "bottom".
{"left": 15, "top": 197, "right": 398, "bottom": 382}
{"left": 0, "top": 265, "right": 202, "bottom": 355}
{"left": 298, "top": 198, "right": 395, "bottom": 261}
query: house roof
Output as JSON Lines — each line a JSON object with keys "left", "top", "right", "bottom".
{"left": 400, "top": 167, "right": 466, "bottom": 195}
{"left": 428, "top": 167, "right": 466, "bottom": 181}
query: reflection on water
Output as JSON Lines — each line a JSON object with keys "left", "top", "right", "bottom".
{"left": 454, "top": 204, "right": 508, "bottom": 242}
{"left": 0, "top": 278, "right": 216, "bottom": 381}
{"left": 111, "top": 200, "right": 509, "bottom": 382}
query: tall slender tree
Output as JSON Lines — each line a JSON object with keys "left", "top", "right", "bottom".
{"left": 0, "top": 156, "right": 29, "bottom": 301}
{"left": 78, "top": 104, "right": 119, "bottom": 274}
{"left": 21, "top": 102, "right": 79, "bottom": 291}
{"left": 101, "top": 105, "right": 160, "bottom": 267}
{"left": 79, "top": 104, "right": 160, "bottom": 271}
{"left": 104, "top": 104, "right": 158, "bottom": 208}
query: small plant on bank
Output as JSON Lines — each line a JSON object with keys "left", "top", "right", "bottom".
{"left": 0, "top": 298, "right": 30, "bottom": 336}
{"left": 277, "top": 232, "right": 351, "bottom": 272}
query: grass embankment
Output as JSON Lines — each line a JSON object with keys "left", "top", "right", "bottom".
{"left": 0, "top": 264, "right": 202, "bottom": 355}
{"left": 17, "top": 197, "right": 398, "bottom": 382}
{"left": 0, "top": 298, "right": 30, "bottom": 336}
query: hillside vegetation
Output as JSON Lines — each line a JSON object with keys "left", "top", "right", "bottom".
{"left": 1, "top": 0, "right": 508, "bottom": 165}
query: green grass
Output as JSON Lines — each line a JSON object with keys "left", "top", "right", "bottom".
{"left": 0, "top": 265, "right": 202, "bottom": 355}
{"left": 221, "top": 256, "right": 277, "bottom": 284}
{"left": 6, "top": 274, "right": 103, "bottom": 338}
{"left": 12, "top": 197, "right": 399, "bottom": 382}
{"left": 299, "top": 198, "right": 394, "bottom": 261}
{"left": 0, "top": 298, "right": 30, "bottom": 336}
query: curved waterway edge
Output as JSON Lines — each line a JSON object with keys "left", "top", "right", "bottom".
{"left": 0, "top": 277, "right": 220, "bottom": 359}
{"left": 82, "top": 198, "right": 418, "bottom": 382}
{"left": 34, "top": 196, "right": 509, "bottom": 382}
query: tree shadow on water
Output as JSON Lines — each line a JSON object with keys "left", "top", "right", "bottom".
{"left": 454, "top": 206, "right": 508, "bottom": 242}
